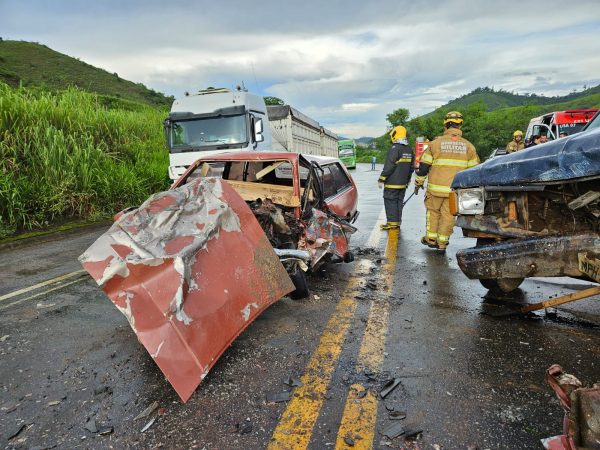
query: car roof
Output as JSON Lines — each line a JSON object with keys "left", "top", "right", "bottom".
{"left": 196, "top": 151, "right": 341, "bottom": 166}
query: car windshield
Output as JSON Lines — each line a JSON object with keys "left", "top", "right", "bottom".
{"left": 170, "top": 115, "right": 247, "bottom": 152}
{"left": 583, "top": 113, "right": 600, "bottom": 131}
{"left": 558, "top": 123, "right": 586, "bottom": 136}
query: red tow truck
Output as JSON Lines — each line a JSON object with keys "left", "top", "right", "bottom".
{"left": 525, "top": 108, "right": 598, "bottom": 142}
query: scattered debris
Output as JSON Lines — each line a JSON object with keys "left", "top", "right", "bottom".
{"left": 0, "top": 334, "right": 9, "bottom": 342}
{"left": 283, "top": 377, "right": 302, "bottom": 387}
{"left": 404, "top": 428, "right": 423, "bottom": 440}
{"left": 366, "top": 281, "right": 378, "bottom": 290}
{"left": 380, "top": 378, "right": 401, "bottom": 399}
{"left": 313, "top": 294, "right": 321, "bottom": 300}
{"left": 47, "top": 400, "right": 62, "bottom": 406}
{"left": 84, "top": 418, "right": 98, "bottom": 434}
{"left": 141, "top": 417, "right": 156, "bottom": 433}
{"left": 7, "top": 423, "right": 26, "bottom": 440}
{"left": 98, "top": 425, "right": 114, "bottom": 436}
{"left": 343, "top": 434, "right": 355, "bottom": 446}
{"left": 266, "top": 391, "right": 292, "bottom": 403}
{"left": 238, "top": 419, "right": 253, "bottom": 435}
{"left": 2, "top": 402, "right": 19, "bottom": 414}
{"left": 389, "top": 411, "right": 406, "bottom": 420}
{"left": 134, "top": 401, "right": 159, "bottom": 420}
{"left": 36, "top": 302, "right": 56, "bottom": 309}
{"left": 382, "top": 422, "right": 405, "bottom": 439}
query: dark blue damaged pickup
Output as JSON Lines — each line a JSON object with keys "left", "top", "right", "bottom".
{"left": 451, "top": 112, "right": 600, "bottom": 293}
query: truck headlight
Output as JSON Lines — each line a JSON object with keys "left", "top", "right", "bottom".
{"left": 456, "top": 188, "right": 485, "bottom": 215}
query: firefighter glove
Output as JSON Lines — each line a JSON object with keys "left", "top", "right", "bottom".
{"left": 414, "top": 184, "right": 421, "bottom": 195}
{"left": 378, "top": 181, "right": 384, "bottom": 189}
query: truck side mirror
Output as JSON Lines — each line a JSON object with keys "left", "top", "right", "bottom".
{"left": 163, "top": 119, "right": 171, "bottom": 149}
{"left": 254, "top": 118, "right": 265, "bottom": 143}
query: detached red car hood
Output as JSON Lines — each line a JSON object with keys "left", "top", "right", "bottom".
{"left": 80, "top": 178, "right": 293, "bottom": 402}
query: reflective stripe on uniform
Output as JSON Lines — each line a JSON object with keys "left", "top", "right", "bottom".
{"left": 426, "top": 211, "right": 437, "bottom": 239}
{"left": 395, "top": 157, "right": 412, "bottom": 164}
{"left": 467, "top": 159, "right": 479, "bottom": 167}
{"left": 426, "top": 231, "right": 438, "bottom": 239}
{"left": 437, "top": 234, "right": 449, "bottom": 243}
{"left": 432, "top": 158, "right": 469, "bottom": 168}
{"left": 426, "top": 182, "right": 451, "bottom": 194}
{"left": 421, "top": 153, "right": 433, "bottom": 164}
{"left": 379, "top": 176, "right": 386, "bottom": 181}
{"left": 384, "top": 184, "right": 407, "bottom": 189}
{"left": 415, "top": 175, "right": 426, "bottom": 184}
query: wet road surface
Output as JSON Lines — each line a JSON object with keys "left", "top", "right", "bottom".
{"left": 1, "top": 163, "right": 599, "bottom": 449}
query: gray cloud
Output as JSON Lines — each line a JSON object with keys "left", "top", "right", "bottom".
{"left": 1, "top": 0, "right": 600, "bottom": 137}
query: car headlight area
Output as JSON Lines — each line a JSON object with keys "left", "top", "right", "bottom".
{"left": 456, "top": 187, "right": 485, "bottom": 215}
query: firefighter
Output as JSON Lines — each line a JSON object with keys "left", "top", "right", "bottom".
{"left": 378, "top": 125, "right": 414, "bottom": 230}
{"left": 414, "top": 111, "right": 479, "bottom": 251}
{"left": 506, "top": 130, "right": 525, "bottom": 153}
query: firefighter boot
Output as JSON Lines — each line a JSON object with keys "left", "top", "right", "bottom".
{"left": 381, "top": 222, "right": 400, "bottom": 230}
{"left": 420, "top": 236, "right": 437, "bottom": 248}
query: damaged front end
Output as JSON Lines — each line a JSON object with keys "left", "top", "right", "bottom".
{"left": 451, "top": 127, "right": 600, "bottom": 292}
{"left": 80, "top": 177, "right": 294, "bottom": 402}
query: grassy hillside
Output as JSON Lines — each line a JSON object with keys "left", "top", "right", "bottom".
{"left": 0, "top": 40, "right": 173, "bottom": 108}
{"left": 434, "top": 85, "right": 600, "bottom": 113}
{"left": 0, "top": 83, "right": 169, "bottom": 239}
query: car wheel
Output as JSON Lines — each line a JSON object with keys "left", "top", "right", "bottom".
{"left": 479, "top": 277, "right": 524, "bottom": 293}
{"left": 289, "top": 265, "right": 310, "bottom": 300}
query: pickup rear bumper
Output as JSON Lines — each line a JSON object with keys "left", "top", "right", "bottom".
{"left": 456, "top": 233, "right": 600, "bottom": 280}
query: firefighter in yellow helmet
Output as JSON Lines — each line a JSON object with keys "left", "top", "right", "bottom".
{"left": 506, "top": 130, "right": 525, "bottom": 153}
{"left": 414, "top": 111, "right": 479, "bottom": 251}
{"left": 378, "top": 125, "right": 414, "bottom": 230}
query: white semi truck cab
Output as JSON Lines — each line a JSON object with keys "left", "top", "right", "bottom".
{"left": 164, "top": 87, "right": 272, "bottom": 180}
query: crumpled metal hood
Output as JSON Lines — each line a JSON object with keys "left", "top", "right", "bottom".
{"left": 80, "top": 178, "right": 294, "bottom": 402}
{"left": 452, "top": 127, "right": 600, "bottom": 188}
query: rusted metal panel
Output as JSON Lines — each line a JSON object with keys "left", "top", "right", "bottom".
{"left": 80, "top": 178, "right": 294, "bottom": 402}
{"left": 457, "top": 233, "right": 600, "bottom": 280}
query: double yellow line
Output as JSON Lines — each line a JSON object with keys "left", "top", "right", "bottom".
{"left": 0, "top": 269, "right": 87, "bottom": 310}
{"left": 268, "top": 211, "right": 398, "bottom": 449}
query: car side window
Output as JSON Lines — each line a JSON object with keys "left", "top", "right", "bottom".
{"left": 320, "top": 165, "right": 337, "bottom": 198}
{"left": 329, "top": 163, "right": 352, "bottom": 192}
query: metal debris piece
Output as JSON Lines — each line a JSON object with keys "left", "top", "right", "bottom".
{"left": 384, "top": 403, "right": 395, "bottom": 412}
{"left": 283, "top": 377, "right": 302, "bottom": 387}
{"left": 7, "top": 423, "right": 26, "bottom": 440}
{"left": 404, "top": 429, "right": 423, "bottom": 440}
{"left": 47, "top": 400, "right": 62, "bottom": 406}
{"left": 389, "top": 411, "right": 406, "bottom": 420}
{"left": 238, "top": 420, "right": 253, "bottom": 435}
{"left": 380, "top": 378, "right": 402, "bottom": 399}
{"left": 0, "top": 335, "right": 9, "bottom": 342}
{"left": 356, "top": 390, "right": 367, "bottom": 399}
{"left": 134, "top": 401, "right": 159, "bottom": 420}
{"left": 93, "top": 385, "right": 112, "bottom": 396}
{"left": 84, "top": 418, "right": 97, "bottom": 434}
{"left": 366, "top": 281, "right": 378, "bottom": 290}
{"left": 382, "top": 422, "right": 405, "bottom": 439}
{"left": 344, "top": 434, "right": 355, "bottom": 446}
{"left": 266, "top": 391, "right": 292, "bottom": 403}
{"left": 98, "top": 426, "right": 114, "bottom": 436}
{"left": 141, "top": 418, "right": 156, "bottom": 433}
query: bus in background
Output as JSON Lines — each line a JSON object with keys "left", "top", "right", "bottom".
{"left": 337, "top": 139, "right": 357, "bottom": 169}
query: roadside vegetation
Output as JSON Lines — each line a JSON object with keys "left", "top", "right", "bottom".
{"left": 0, "top": 83, "right": 169, "bottom": 239}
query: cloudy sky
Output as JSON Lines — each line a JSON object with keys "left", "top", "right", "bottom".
{"left": 1, "top": 0, "right": 600, "bottom": 137}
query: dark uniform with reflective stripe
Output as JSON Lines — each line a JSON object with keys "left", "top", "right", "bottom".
{"left": 378, "top": 142, "right": 414, "bottom": 226}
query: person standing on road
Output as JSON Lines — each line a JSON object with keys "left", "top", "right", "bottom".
{"left": 413, "top": 111, "right": 479, "bottom": 251}
{"left": 506, "top": 130, "right": 525, "bottom": 153}
{"left": 371, "top": 155, "right": 377, "bottom": 170}
{"left": 378, "top": 126, "right": 414, "bottom": 230}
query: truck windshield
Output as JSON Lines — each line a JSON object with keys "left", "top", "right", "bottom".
{"left": 170, "top": 115, "right": 247, "bottom": 152}
{"left": 339, "top": 146, "right": 354, "bottom": 156}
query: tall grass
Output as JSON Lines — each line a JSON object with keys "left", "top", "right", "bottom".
{"left": 0, "top": 83, "right": 169, "bottom": 238}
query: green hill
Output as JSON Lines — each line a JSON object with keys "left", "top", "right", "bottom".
{"left": 0, "top": 40, "right": 173, "bottom": 108}
{"left": 432, "top": 85, "right": 600, "bottom": 114}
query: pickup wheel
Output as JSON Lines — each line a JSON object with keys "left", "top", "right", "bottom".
{"left": 289, "top": 265, "right": 310, "bottom": 300}
{"left": 479, "top": 277, "right": 524, "bottom": 293}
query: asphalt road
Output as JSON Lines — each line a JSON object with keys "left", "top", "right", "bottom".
{"left": 1, "top": 163, "right": 599, "bottom": 449}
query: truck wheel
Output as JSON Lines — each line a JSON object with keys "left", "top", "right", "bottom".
{"left": 479, "top": 278, "right": 524, "bottom": 293}
{"left": 289, "top": 265, "right": 310, "bottom": 300}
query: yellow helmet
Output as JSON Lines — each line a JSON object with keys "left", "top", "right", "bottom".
{"left": 389, "top": 125, "right": 407, "bottom": 142}
{"left": 443, "top": 111, "right": 464, "bottom": 126}
{"left": 513, "top": 130, "right": 523, "bottom": 137}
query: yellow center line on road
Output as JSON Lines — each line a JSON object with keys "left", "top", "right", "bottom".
{"left": 0, "top": 276, "right": 87, "bottom": 311}
{"left": 0, "top": 269, "right": 87, "bottom": 302}
{"left": 267, "top": 210, "right": 385, "bottom": 450}
{"left": 334, "top": 228, "right": 399, "bottom": 449}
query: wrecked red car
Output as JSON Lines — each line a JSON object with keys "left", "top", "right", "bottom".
{"left": 80, "top": 152, "right": 358, "bottom": 402}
